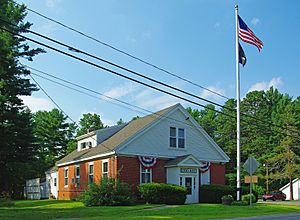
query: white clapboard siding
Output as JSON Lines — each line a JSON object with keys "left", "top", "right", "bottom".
{"left": 117, "top": 106, "right": 228, "bottom": 162}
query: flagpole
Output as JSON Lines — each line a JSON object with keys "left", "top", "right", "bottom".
{"left": 235, "top": 4, "right": 241, "bottom": 201}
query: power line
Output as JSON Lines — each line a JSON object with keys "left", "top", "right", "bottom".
{"left": 2, "top": 18, "right": 295, "bottom": 135}
{"left": 1, "top": 26, "right": 298, "bottom": 138}
{"left": 21, "top": 3, "right": 230, "bottom": 100}
{"left": 28, "top": 67, "right": 196, "bottom": 128}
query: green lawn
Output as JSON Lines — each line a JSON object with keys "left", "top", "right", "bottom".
{"left": 0, "top": 200, "right": 300, "bottom": 220}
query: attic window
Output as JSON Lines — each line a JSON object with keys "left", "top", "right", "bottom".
{"left": 169, "top": 127, "right": 185, "bottom": 149}
{"left": 81, "top": 142, "right": 86, "bottom": 149}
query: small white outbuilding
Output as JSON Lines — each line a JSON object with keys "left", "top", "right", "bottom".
{"left": 279, "top": 178, "right": 300, "bottom": 200}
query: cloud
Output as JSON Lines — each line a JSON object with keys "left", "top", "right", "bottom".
{"left": 20, "top": 96, "right": 54, "bottom": 112}
{"left": 132, "top": 88, "right": 179, "bottom": 111}
{"left": 251, "top": 18, "right": 260, "bottom": 26}
{"left": 38, "top": 22, "right": 57, "bottom": 35}
{"left": 45, "top": 0, "right": 61, "bottom": 8}
{"left": 200, "top": 86, "right": 225, "bottom": 101}
{"left": 103, "top": 83, "right": 137, "bottom": 100}
{"left": 248, "top": 77, "right": 283, "bottom": 92}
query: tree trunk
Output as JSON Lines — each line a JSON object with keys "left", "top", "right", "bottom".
{"left": 289, "top": 176, "right": 294, "bottom": 200}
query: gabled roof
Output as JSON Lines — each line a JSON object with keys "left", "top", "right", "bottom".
{"left": 165, "top": 154, "right": 202, "bottom": 167}
{"left": 280, "top": 178, "right": 299, "bottom": 191}
{"left": 57, "top": 104, "right": 178, "bottom": 166}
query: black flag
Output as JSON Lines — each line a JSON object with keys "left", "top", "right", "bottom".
{"left": 239, "top": 43, "right": 247, "bottom": 66}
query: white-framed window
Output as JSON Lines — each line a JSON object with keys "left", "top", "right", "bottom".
{"left": 140, "top": 165, "right": 152, "bottom": 184}
{"left": 169, "top": 127, "right": 185, "bottom": 149}
{"left": 178, "top": 128, "right": 185, "bottom": 148}
{"left": 54, "top": 178, "right": 57, "bottom": 187}
{"left": 64, "top": 167, "right": 68, "bottom": 187}
{"left": 88, "top": 163, "right": 94, "bottom": 184}
{"left": 169, "top": 127, "right": 177, "bottom": 148}
{"left": 75, "top": 165, "right": 80, "bottom": 187}
{"left": 102, "top": 160, "right": 108, "bottom": 178}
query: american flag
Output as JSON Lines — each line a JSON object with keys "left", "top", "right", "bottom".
{"left": 238, "top": 15, "right": 263, "bottom": 52}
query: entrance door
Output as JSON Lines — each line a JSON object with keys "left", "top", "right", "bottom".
{"left": 182, "top": 176, "right": 197, "bottom": 203}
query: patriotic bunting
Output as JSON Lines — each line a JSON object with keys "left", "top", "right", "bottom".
{"left": 138, "top": 156, "right": 157, "bottom": 168}
{"left": 199, "top": 161, "right": 211, "bottom": 173}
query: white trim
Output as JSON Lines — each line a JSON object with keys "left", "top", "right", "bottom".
{"left": 57, "top": 151, "right": 115, "bottom": 167}
{"left": 280, "top": 178, "right": 299, "bottom": 191}
{"left": 140, "top": 164, "right": 152, "bottom": 184}
{"left": 102, "top": 159, "right": 109, "bottom": 178}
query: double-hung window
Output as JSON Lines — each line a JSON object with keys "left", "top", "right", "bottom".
{"left": 54, "top": 178, "right": 57, "bottom": 187}
{"left": 64, "top": 167, "right": 68, "bottom": 187}
{"left": 140, "top": 166, "right": 152, "bottom": 184}
{"left": 75, "top": 165, "right": 80, "bottom": 187}
{"left": 169, "top": 127, "right": 177, "bottom": 148}
{"left": 169, "top": 127, "right": 185, "bottom": 148}
{"left": 102, "top": 161, "right": 108, "bottom": 178}
{"left": 88, "top": 163, "right": 94, "bottom": 183}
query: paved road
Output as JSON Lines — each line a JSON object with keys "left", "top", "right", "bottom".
{"left": 222, "top": 213, "right": 300, "bottom": 220}
{"left": 258, "top": 200, "right": 300, "bottom": 206}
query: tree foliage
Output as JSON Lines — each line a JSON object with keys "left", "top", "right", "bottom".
{"left": 187, "top": 87, "right": 300, "bottom": 194}
{"left": 76, "top": 113, "right": 104, "bottom": 137}
{"left": 0, "top": 0, "right": 43, "bottom": 197}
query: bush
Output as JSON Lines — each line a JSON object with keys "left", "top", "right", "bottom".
{"left": 139, "top": 183, "right": 187, "bottom": 205}
{"left": 199, "top": 185, "right": 258, "bottom": 203}
{"left": 80, "top": 177, "right": 134, "bottom": 206}
{"left": 221, "top": 195, "right": 233, "bottom": 205}
{"left": 0, "top": 192, "right": 14, "bottom": 207}
{"left": 200, "top": 185, "right": 235, "bottom": 203}
{"left": 242, "top": 194, "right": 257, "bottom": 204}
{"left": 232, "top": 200, "right": 248, "bottom": 206}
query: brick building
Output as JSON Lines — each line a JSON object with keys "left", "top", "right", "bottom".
{"left": 52, "top": 103, "right": 229, "bottom": 203}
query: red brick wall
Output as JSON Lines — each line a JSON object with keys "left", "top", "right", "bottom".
{"left": 58, "top": 156, "right": 117, "bottom": 200}
{"left": 116, "top": 156, "right": 166, "bottom": 193}
{"left": 210, "top": 163, "right": 226, "bottom": 185}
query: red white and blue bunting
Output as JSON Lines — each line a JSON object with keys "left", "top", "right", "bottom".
{"left": 138, "top": 156, "right": 157, "bottom": 168}
{"left": 199, "top": 161, "right": 211, "bottom": 173}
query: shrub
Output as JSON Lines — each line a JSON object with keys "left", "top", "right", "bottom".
{"left": 80, "top": 177, "right": 134, "bottom": 206}
{"left": 221, "top": 195, "right": 233, "bottom": 205}
{"left": 232, "top": 200, "right": 248, "bottom": 206}
{"left": 139, "top": 183, "right": 187, "bottom": 205}
{"left": 0, "top": 192, "right": 14, "bottom": 207}
{"left": 242, "top": 194, "right": 257, "bottom": 204}
{"left": 200, "top": 184, "right": 235, "bottom": 203}
{"left": 199, "top": 185, "right": 258, "bottom": 203}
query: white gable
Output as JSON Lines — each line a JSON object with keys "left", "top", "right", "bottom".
{"left": 116, "top": 105, "right": 229, "bottom": 162}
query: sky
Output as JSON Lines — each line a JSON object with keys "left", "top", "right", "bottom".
{"left": 17, "top": 0, "right": 300, "bottom": 126}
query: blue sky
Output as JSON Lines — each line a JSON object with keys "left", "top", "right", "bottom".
{"left": 18, "top": 0, "right": 300, "bottom": 126}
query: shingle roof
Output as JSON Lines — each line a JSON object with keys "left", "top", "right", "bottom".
{"left": 165, "top": 154, "right": 192, "bottom": 166}
{"left": 57, "top": 104, "right": 179, "bottom": 166}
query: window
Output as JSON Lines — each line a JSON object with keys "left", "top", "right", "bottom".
{"left": 88, "top": 163, "right": 94, "bottom": 183}
{"left": 54, "top": 178, "right": 57, "bottom": 187}
{"left": 75, "top": 165, "right": 80, "bottom": 187}
{"left": 178, "top": 128, "right": 185, "bottom": 148}
{"left": 169, "top": 127, "right": 185, "bottom": 148}
{"left": 102, "top": 161, "right": 108, "bottom": 178}
{"left": 169, "top": 127, "right": 177, "bottom": 148}
{"left": 81, "top": 142, "right": 86, "bottom": 149}
{"left": 64, "top": 168, "right": 68, "bottom": 187}
{"left": 140, "top": 166, "right": 152, "bottom": 184}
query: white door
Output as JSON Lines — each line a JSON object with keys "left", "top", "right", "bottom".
{"left": 181, "top": 176, "right": 197, "bottom": 204}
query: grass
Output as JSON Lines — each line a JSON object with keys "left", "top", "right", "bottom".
{"left": 0, "top": 200, "right": 300, "bottom": 220}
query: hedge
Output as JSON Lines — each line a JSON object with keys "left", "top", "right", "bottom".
{"left": 139, "top": 183, "right": 187, "bottom": 205}
{"left": 199, "top": 184, "right": 258, "bottom": 203}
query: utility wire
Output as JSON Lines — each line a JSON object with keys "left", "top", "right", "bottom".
{"left": 1, "top": 26, "right": 298, "bottom": 138}
{"left": 28, "top": 68, "right": 196, "bottom": 129}
{"left": 21, "top": 3, "right": 230, "bottom": 100}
